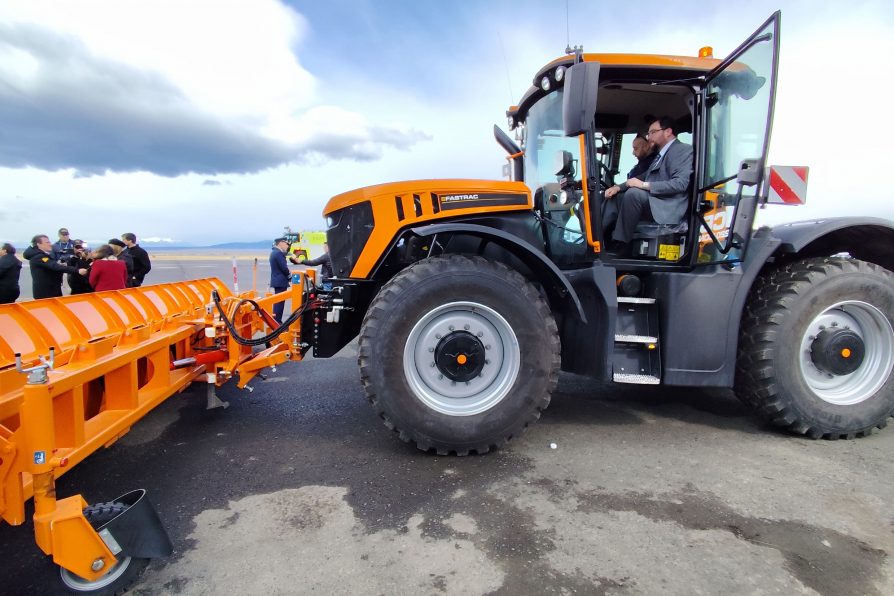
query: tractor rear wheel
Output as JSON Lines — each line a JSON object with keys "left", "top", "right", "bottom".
{"left": 736, "top": 257, "right": 894, "bottom": 438}
{"left": 358, "top": 255, "right": 560, "bottom": 454}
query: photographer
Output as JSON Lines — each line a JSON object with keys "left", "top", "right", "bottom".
{"left": 51, "top": 228, "right": 76, "bottom": 265}
{"left": 68, "top": 241, "right": 94, "bottom": 294}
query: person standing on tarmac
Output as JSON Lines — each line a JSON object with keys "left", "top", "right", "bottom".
{"left": 24, "top": 235, "right": 87, "bottom": 299}
{"left": 51, "top": 228, "right": 75, "bottom": 263}
{"left": 303, "top": 242, "right": 333, "bottom": 289}
{"left": 89, "top": 244, "right": 128, "bottom": 291}
{"left": 108, "top": 239, "right": 134, "bottom": 286}
{"left": 121, "top": 233, "right": 151, "bottom": 287}
{"left": 269, "top": 237, "right": 291, "bottom": 324}
{"left": 67, "top": 241, "right": 94, "bottom": 294}
{"left": 0, "top": 243, "right": 22, "bottom": 304}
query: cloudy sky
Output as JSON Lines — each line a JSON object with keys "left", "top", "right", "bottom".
{"left": 1, "top": 0, "right": 892, "bottom": 246}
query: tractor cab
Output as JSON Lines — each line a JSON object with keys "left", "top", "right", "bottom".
{"left": 505, "top": 12, "right": 780, "bottom": 271}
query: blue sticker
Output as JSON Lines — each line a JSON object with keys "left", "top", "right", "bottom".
{"left": 34, "top": 451, "right": 46, "bottom": 465}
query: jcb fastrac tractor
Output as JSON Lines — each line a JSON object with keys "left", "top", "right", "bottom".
{"left": 5, "top": 12, "right": 894, "bottom": 590}
{"left": 309, "top": 11, "right": 894, "bottom": 453}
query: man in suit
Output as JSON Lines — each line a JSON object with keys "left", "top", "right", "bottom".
{"left": 626, "top": 134, "right": 657, "bottom": 180}
{"left": 269, "top": 237, "right": 291, "bottom": 324}
{"left": 603, "top": 116, "right": 693, "bottom": 255}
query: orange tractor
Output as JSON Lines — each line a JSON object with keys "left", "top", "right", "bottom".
{"left": 3, "top": 11, "right": 894, "bottom": 592}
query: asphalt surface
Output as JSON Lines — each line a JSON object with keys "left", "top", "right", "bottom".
{"left": 2, "top": 258, "right": 894, "bottom": 595}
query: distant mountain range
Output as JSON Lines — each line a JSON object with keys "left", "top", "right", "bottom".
{"left": 145, "top": 240, "right": 275, "bottom": 250}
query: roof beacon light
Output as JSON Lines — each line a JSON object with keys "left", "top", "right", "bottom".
{"left": 698, "top": 46, "right": 713, "bottom": 58}
{"left": 540, "top": 76, "right": 551, "bottom": 91}
{"left": 555, "top": 66, "right": 566, "bottom": 82}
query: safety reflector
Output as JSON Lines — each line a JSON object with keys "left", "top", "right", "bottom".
{"left": 766, "top": 165, "right": 808, "bottom": 205}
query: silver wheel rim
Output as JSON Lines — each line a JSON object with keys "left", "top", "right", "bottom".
{"left": 60, "top": 556, "right": 133, "bottom": 591}
{"left": 404, "top": 301, "right": 520, "bottom": 416}
{"left": 799, "top": 300, "right": 894, "bottom": 405}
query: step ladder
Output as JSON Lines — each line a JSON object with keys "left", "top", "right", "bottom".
{"left": 613, "top": 296, "right": 661, "bottom": 384}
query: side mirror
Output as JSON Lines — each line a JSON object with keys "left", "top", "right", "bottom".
{"left": 736, "top": 158, "right": 761, "bottom": 187}
{"left": 562, "top": 62, "right": 600, "bottom": 137}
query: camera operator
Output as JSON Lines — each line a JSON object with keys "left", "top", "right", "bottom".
{"left": 51, "top": 228, "right": 76, "bottom": 265}
{"left": 68, "top": 241, "right": 94, "bottom": 294}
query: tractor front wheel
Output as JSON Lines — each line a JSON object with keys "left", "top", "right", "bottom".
{"left": 358, "top": 255, "right": 560, "bottom": 454}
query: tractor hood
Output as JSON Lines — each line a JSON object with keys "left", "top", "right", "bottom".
{"left": 324, "top": 179, "right": 531, "bottom": 216}
{"left": 323, "top": 179, "right": 532, "bottom": 279}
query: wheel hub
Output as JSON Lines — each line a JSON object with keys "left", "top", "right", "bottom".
{"left": 810, "top": 328, "right": 865, "bottom": 376}
{"left": 435, "top": 331, "right": 485, "bottom": 382}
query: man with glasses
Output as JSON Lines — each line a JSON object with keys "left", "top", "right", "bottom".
{"left": 602, "top": 116, "right": 693, "bottom": 256}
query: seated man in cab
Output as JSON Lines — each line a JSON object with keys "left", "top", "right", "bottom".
{"left": 602, "top": 116, "right": 693, "bottom": 255}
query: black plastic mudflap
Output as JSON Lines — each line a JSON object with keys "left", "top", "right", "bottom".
{"left": 99, "top": 489, "right": 172, "bottom": 558}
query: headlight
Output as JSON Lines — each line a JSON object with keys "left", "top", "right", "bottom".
{"left": 559, "top": 191, "right": 568, "bottom": 204}
{"left": 540, "top": 76, "right": 551, "bottom": 91}
{"left": 555, "top": 66, "right": 565, "bottom": 82}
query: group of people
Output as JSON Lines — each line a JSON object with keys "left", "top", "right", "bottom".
{"left": 0, "top": 228, "right": 152, "bottom": 303}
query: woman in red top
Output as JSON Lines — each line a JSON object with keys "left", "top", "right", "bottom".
{"left": 88, "top": 244, "right": 128, "bottom": 291}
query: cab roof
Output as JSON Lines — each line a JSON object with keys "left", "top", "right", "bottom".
{"left": 508, "top": 52, "right": 722, "bottom": 124}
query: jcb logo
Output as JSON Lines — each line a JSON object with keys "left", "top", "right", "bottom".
{"left": 699, "top": 207, "right": 734, "bottom": 243}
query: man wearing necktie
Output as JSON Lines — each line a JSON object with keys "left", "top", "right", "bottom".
{"left": 602, "top": 116, "right": 693, "bottom": 255}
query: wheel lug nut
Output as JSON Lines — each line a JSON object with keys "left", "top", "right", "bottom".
{"left": 438, "top": 374, "right": 444, "bottom": 380}
{"left": 477, "top": 332, "right": 483, "bottom": 337}
{"left": 485, "top": 345, "right": 491, "bottom": 350}
{"left": 428, "top": 347, "right": 434, "bottom": 353}
{"left": 449, "top": 325, "right": 455, "bottom": 331}
{"left": 485, "top": 359, "right": 490, "bottom": 365}
{"left": 430, "top": 362, "right": 436, "bottom": 367}
{"left": 436, "top": 334, "right": 442, "bottom": 339}
{"left": 464, "top": 324, "right": 470, "bottom": 330}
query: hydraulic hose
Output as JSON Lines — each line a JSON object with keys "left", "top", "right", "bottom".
{"left": 211, "top": 289, "right": 319, "bottom": 347}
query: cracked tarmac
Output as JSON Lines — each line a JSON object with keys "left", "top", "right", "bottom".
{"left": 2, "top": 346, "right": 892, "bottom": 595}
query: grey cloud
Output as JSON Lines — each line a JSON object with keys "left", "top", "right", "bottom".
{"left": 0, "top": 24, "right": 429, "bottom": 177}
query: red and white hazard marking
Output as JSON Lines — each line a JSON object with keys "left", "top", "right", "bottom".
{"left": 766, "top": 165, "right": 809, "bottom": 205}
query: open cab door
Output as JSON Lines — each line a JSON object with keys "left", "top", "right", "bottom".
{"left": 696, "top": 11, "right": 781, "bottom": 264}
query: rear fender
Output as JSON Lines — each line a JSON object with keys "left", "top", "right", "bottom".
{"left": 768, "top": 217, "right": 894, "bottom": 272}
{"left": 405, "top": 223, "right": 587, "bottom": 324}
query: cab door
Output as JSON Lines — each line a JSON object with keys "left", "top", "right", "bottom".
{"left": 695, "top": 11, "right": 781, "bottom": 264}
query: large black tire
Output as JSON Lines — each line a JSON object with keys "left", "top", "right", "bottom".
{"left": 735, "top": 257, "right": 894, "bottom": 439}
{"left": 59, "top": 502, "right": 150, "bottom": 595}
{"left": 358, "top": 255, "right": 560, "bottom": 454}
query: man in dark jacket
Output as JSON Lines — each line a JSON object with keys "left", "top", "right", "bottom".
{"left": 67, "top": 241, "right": 94, "bottom": 294}
{"left": 303, "top": 242, "right": 333, "bottom": 285}
{"left": 0, "top": 242, "right": 22, "bottom": 304}
{"left": 108, "top": 239, "right": 134, "bottom": 286}
{"left": 25, "top": 235, "right": 87, "bottom": 299}
{"left": 269, "top": 237, "right": 291, "bottom": 324}
{"left": 121, "top": 233, "right": 151, "bottom": 287}
{"left": 51, "top": 227, "right": 75, "bottom": 263}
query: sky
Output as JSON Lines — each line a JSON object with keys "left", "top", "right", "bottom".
{"left": 1, "top": 0, "right": 892, "bottom": 246}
